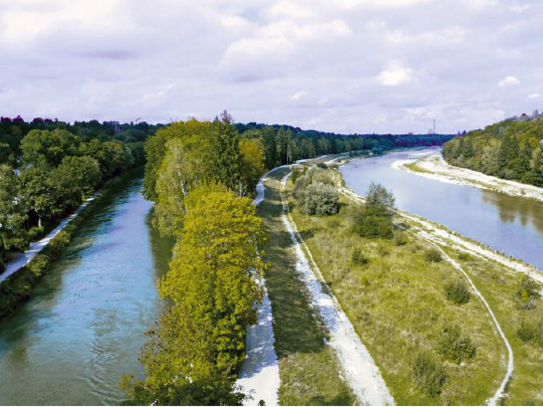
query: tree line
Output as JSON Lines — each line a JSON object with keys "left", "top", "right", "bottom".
{"left": 0, "top": 117, "right": 152, "bottom": 273}
{"left": 237, "top": 122, "right": 454, "bottom": 168}
{"left": 443, "top": 117, "right": 543, "bottom": 187}
{"left": 122, "top": 112, "right": 267, "bottom": 405}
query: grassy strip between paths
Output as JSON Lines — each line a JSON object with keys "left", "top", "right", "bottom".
{"left": 0, "top": 167, "right": 144, "bottom": 321}
{"left": 258, "top": 167, "right": 356, "bottom": 406}
{"left": 286, "top": 163, "right": 543, "bottom": 406}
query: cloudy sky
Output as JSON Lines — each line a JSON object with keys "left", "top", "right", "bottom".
{"left": 0, "top": 0, "right": 542, "bottom": 134}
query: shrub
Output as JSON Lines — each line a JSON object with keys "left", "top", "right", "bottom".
{"left": 517, "top": 320, "right": 543, "bottom": 347}
{"left": 316, "top": 162, "right": 327, "bottom": 169}
{"left": 28, "top": 254, "right": 50, "bottom": 277}
{"left": 412, "top": 353, "right": 447, "bottom": 397}
{"left": 351, "top": 248, "right": 369, "bottom": 266}
{"left": 457, "top": 252, "right": 473, "bottom": 262}
{"left": 352, "top": 206, "right": 394, "bottom": 239}
{"left": 424, "top": 249, "right": 442, "bottom": 263}
{"left": 445, "top": 280, "right": 471, "bottom": 305}
{"left": 394, "top": 230, "right": 409, "bottom": 246}
{"left": 300, "top": 182, "right": 339, "bottom": 216}
{"left": 439, "top": 325, "right": 476, "bottom": 364}
{"left": 516, "top": 276, "right": 540, "bottom": 310}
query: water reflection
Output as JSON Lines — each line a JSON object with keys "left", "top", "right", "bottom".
{"left": 341, "top": 149, "right": 543, "bottom": 271}
{"left": 0, "top": 175, "right": 173, "bottom": 406}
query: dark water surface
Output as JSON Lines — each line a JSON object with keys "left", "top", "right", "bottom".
{"left": 0, "top": 176, "right": 173, "bottom": 405}
{"left": 341, "top": 148, "right": 543, "bottom": 271}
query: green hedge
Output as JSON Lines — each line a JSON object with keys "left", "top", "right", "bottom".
{"left": 0, "top": 169, "right": 141, "bottom": 321}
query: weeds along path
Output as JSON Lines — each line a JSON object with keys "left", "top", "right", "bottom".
{"left": 236, "top": 169, "right": 281, "bottom": 406}
{"left": 280, "top": 169, "right": 395, "bottom": 406}
{"left": 339, "top": 185, "right": 514, "bottom": 406}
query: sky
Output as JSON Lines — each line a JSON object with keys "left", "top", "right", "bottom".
{"left": 0, "top": 0, "right": 542, "bottom": 134}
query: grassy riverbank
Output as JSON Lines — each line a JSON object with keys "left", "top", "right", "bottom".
{"left": 283, "top": 161, "right": 543, "bottom": 405}
{"left": 258, "top": 167, "right": 356, "bottom": 405}
{"left": 0, "top": 167, "right": 144, "bottom": 321}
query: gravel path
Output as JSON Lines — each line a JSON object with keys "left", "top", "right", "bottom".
{"left": 280, "top": 169, "right": 395, "bottom": 406}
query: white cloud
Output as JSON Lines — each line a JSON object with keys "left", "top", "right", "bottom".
{"left": 528, "top": 93, "right": 540, "bottom": 99}
{"left": 498, "top": 76, "right": 520, "bottom": 87}
{"left": 291, "top": 91, "right": 306, "bottom": 100}
{"left": 378, "top": 62, "right": 413, "bottom": 86}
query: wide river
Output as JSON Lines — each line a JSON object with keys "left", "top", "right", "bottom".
{"left": 341, "top": 148, "right": 543, "bottom": 271}
{"left": 0, "top": 174, "right": 173, "bottom": 405}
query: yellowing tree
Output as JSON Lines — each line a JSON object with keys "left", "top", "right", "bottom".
{"left": 240, "top": 138, "right": 266, "bottom": 193}
{"left": 122, "top": 183, "right": 267, "bottom": 405}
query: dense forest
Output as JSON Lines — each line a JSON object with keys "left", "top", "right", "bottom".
{"left": 0, "top": 116, "right": 156, "bottom": 273}
{"left": 443, "top": 116, "right": 543, "bottom": 187}
{"left": 237, "top": 122, "right": 454, "bottom": 168}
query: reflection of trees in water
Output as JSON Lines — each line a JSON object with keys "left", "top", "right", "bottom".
{"left": 482, "top": 190, "right": 543, "bottom": 235}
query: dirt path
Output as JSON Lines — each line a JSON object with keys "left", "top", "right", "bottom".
{"left": 280, "top": 169, "right": 395, "bottom": 406}
{"left": 236, "top": 170, "right": 281, "bottom": 406}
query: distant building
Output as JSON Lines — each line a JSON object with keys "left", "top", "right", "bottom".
{"left": 533, "top": 110, "right": 540, "bottom": 119}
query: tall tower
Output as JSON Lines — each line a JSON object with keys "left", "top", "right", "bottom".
{"left": 433, "top": 119, "right": 436, "bottom": 134}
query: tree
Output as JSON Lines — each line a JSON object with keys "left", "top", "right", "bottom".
{"left": 122, "top": 183, "right": 266, "bottom": 405}
{"left": 20, "top": 165, "right": 61, "bottom": 227}
{"left": 366, "top": 182, "right": 396, "bottom": 215}
{"left": 21, "top": 129, "right": 80, "bottom": 167}
{"left": 213, "top": 112, "right": 245, "bottom": 194}
{"left": 50, "top": 156, "right": 101, "bottom": 209}
{"left": 299, "top": 182, "right": 339, "bottom": 216}
{"left": 240, "top": 138, "right": 266, "bottom": 193}
{"left": 0, "top": 165, "right": 28, "bottom": 254}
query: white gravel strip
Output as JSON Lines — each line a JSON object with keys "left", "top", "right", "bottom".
{"left": 280, "top": 169, "right": 395, "bottom": 406}
{"left": 236, "top": 170, "right": 281, "bottom": 406}
{"left": 394, "top": 153, "right": 543, "bottom": 203}
{"left": 0, "top": 195, "right": 97, "bottom": 284}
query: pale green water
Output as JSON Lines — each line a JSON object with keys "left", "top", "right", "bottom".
{"left": 0, "top": 175, "right": 173, "bottom": 405}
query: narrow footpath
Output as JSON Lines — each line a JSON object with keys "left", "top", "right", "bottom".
{"left": 0, "top": 195, "right": 96, "bottom": 284}
{"left": 280, "top": 167, "right": 395, "bottom": 406}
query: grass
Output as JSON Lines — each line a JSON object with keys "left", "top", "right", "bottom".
{"left": 286, "top": 169, "right": 509, "bottom": 405}
{"left": 257, "top": 167, "right": 356, "bottom": 406}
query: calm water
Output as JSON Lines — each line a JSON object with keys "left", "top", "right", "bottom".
{"left": 0, "top": 175, "right": 173, "bottom": 405}
{"left": 341, "top": 148, "right": 543, "bottom": 271}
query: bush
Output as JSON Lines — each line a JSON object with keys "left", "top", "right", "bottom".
{"left": 412, "top": 353, "right": 447, "bottom": 397}
{"left": 351, "top": 248, "right": 369, "bottom": 266}
{"left": 445, "top": 280, "right": 471, "bottom": 305}
{"left": 28, "top": 254, "right": 50, "bottom": 277}
{"left": 352, "top": 206, "right": 394, "bottom": 239}
{"left": 517, "top": 320, "right": 543, "bottom": 347}
{"left": 439, "top": 325, "right": 476, "bottom": 364}
{"left": 424, "top": 249, "right": 442, "bottom": 263}
{"left": 457, "top": 252, "right": 473, "bottom": 262}
{"left": 300, "top": 182, "right": 339, "bottom": 216}
{"left": 394, "top": 230, "right": 409, "bottom": 246}
{"left": 516, "top": 276, "right": 540, "bottom": 310}
{"left": 316, "top": 162, "right": 327, "bottom": 169}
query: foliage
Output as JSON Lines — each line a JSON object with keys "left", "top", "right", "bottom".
{"left": 438, "top": 325, "right": 476, "bottom": 364}
{"left": 412, "top": 353, "right": 447, "bottom": 397}
{"left": 445, "top": 280, "right": 471, "bottom": 305}
{"left": 517, "top": 320, "right": 543, "bottom": 347}
{"left": 443, "top": 116, "right": 543, "bottom": 187}
{"left": 350, "top": 248, "right": 369, "bottom": 266}
{"left": 394, "top": 230, "right": 409, "bottom": 246}
{"left": 122, "top": 183, "right": 267, "bottom": 405}
{"left": 235, "top": 122, "right": 454, "bottom": 169}
{"left": 293, "top": 167, "right": 339, "bottom": 216}
{"left": 352, "top": 205, "right": 394, "bottom": 239}
{"left": 0, "top": 164, "right": 28, "bottom": 252}
{"left": 366, "top": 182, "right": 396, "bottom": 215}
{"left": 424, "top": 249, "right": 442, "bottom": 263}
{"left": 516, "top": 276, "right": 540, "bottom": 310}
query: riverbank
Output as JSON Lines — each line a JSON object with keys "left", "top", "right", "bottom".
{"left": 284, "top": 157, "right": 543, "bottom": 404}
{"left": 395, "top": 153, "right": 543, "bottom": 203}
{"left": 0, "top": 167, "right": 144, "bottom": 321}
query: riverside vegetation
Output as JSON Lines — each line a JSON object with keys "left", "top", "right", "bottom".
{"left": 0, "top": 118, "right": 150, "bottom": 319}
{"left": 286, "top": 162, "right": 542, "bottom": 405}
{"left": 128, "top": 113, "right": 456, "bottom": 405}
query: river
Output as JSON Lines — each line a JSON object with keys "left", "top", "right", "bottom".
{"left": 341, "top": 148, "right": 543, "bottom": 271}
{"left": 0, "top": 175, "right": 173, "bottom": 405}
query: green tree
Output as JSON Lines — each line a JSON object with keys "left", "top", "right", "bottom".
{"left": 0, "top": 165, "right": 28, "bottom": 254}
{"left": 213, "top": 112, "right": 245, "bottom": 194}
{"left": 21, "top": 129, "right": 80, "bottom": 167}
